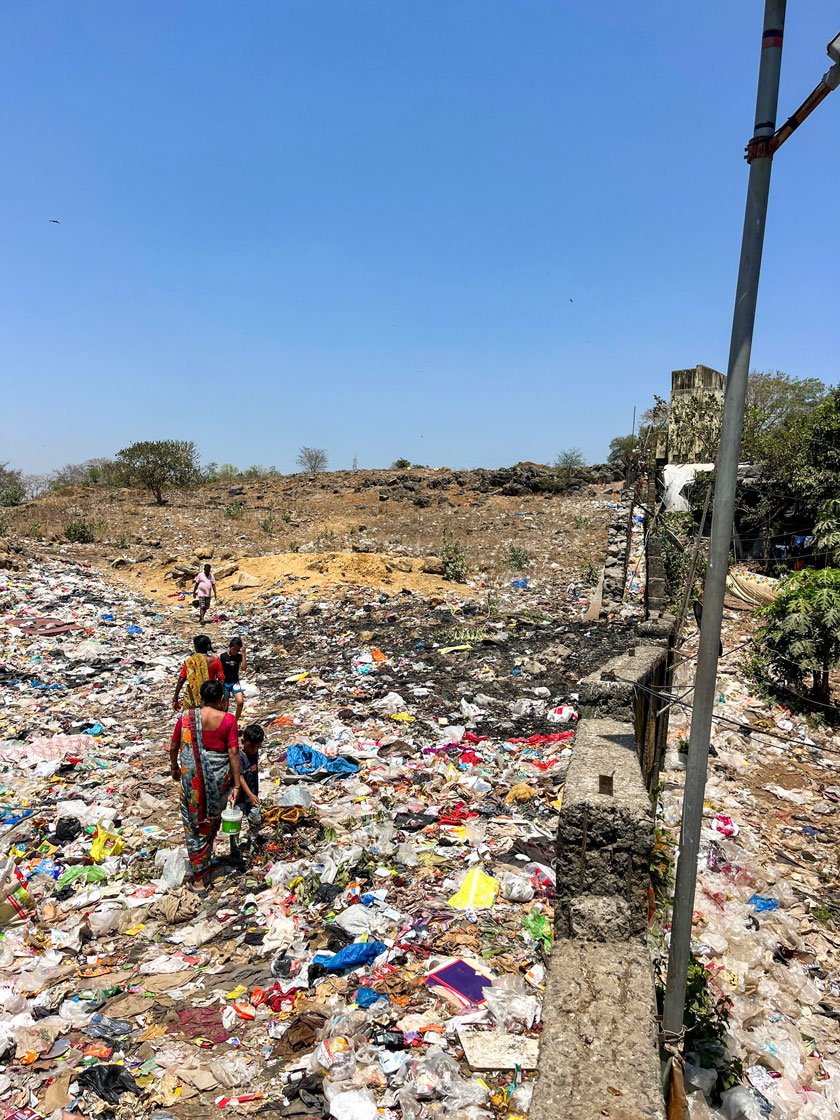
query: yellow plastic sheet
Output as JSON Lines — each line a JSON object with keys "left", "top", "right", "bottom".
{"left": 448, "top": 866, "right": 499, "bottom": 909}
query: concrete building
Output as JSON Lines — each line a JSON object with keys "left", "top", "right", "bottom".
{"left": 659, "top": 364, "right": 725, "bottom": 512}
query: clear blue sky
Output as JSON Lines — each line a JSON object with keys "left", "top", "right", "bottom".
{"left": 2, "top": 2, "right": 838, "bottom": 475}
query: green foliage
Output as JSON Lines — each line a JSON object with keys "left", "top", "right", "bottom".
{"left": 259, "top": 515, "right": 276, "bottom": 535}
{"left": 27, "top": 521, "right": 44, "bottom": 540}
{"left": 51, "top": 458, "right": 116, "bottom": 490}
{"left": 660, "top": 512, "right": 703, "bottom": 602}
{"left": 0, "top": 463, "right": 26, "bottom": 507}
{"left": 815, "top": 498, "right": 840, "bottom": 566}
{"left": 741, "top": 371, "right": 826, "bottom": 463}
{"left": 572, "top": 514, "right": 592, "bottom": 530}
{"left": 531, "top": 474, "right": 574, "bottom": 493}
{"left": 224, "top": 501, "right": 245, "bottom": 520}
{"left": 115, "top": 533, "right": 129, "bottom": 549}
{"left": 796, "top": 385, "right": 840, "bottom": 507}
{"left": 391, "top": 458, "right": 411, "bottom": 469}
{"left": 64, "top": 518, "right": 96, "bottom": 543}
{"left": 655, "top": 954, "right": 741, "bottom": 1095}
{"left": 507, "top": 544, "right": 531, "bottom": 570}
{"left": 113, "top": 440, "right": 200, "bottom": 505}
{"left": 650, "top": 826, "right": 675, "bottom": 910}
{"left": 440, "top": 531, "right": 468, "bottom": 582}
{"left": 579, "top": 560, "right": 599, "bottom": 586}
{"left": 0, "top": 509, "right": 8, "bottom": 536}
{"left": 756, "top": 567, "right": 840, "bottom": 703}
{"left": 607, "top": 433, "right": 639, "bottom": 473}
{"left": 554, "top": 447, "right": 586, "bottom": 482}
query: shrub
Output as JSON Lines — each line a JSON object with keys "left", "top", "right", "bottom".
{"left": 508, "top": 544, "right": 531, "bottom": 570}
{"left": 440, "top": 532, "right": 468, "bottom": 582}
{"left": 580, "top": 560, "right": 599, "bottom": 586}
{"left": 65, "top": 519, "right": 96, "bottom": 543}
{"left": 391, "top": 458, "right": 411, "bottom": 470}
{"left": 554, "top": 447, "right": 586, "bottom": 483}
{"left": 0, "top": 463, "right": 25, "bottom": 507}
{"left": 259, "top": 516, "right": 276, "bottom": 535}
{"left": 224, "top": 501, "right": 245, "bottom": 520}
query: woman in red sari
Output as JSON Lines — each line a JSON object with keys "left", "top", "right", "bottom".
{"left": 170, "top": 679, "right": 243, "bottom": 885}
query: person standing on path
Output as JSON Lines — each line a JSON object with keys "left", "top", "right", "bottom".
{"left": 220, "top": 636, "right": 247, "bottom": 721}
{"left": 170, "top": 679, "right": 243, "bottom": 887}
{"left": 193, "top": 564, "right": 217, "bottom": 626}
{"left": 173, "top": 635, "right": 225, "bottom": 711}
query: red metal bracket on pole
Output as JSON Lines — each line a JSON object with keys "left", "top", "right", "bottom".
{"left": 746, "top": 66, "right": 840, "bottom": 161}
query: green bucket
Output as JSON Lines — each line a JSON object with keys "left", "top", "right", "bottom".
{"left": 221, "top": 807, "right": 243, "bottom": 836}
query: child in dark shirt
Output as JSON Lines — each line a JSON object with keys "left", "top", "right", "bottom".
{"left": 238, "top": 724, "right": 264, "bottom": 823}
{"left": 220, "top": 636, "right": 247, "bottom": 721}
{"left": 229, "top": 724, "right": 265, "bottom": 866}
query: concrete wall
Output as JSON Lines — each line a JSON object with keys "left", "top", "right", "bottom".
{"left": 531, "top": 499, "right": 674, "bottom": 1120}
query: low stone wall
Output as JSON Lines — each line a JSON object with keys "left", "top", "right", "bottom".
{"left": 531, "top": 617, "right": 675, "bottom": 1120}
{"left": 602, "top": 491, "right": 635, "bottom": 609}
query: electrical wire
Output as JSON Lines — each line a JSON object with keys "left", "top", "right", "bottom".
{"left": 611, "top": 674, "right": 840, "bottom": 752}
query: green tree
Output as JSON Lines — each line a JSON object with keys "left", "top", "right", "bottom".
{"left": 815, "top": 498, "right": 840, "bottom": 566}
{"left": 607, "top": 434, "right": 639, "bottom": 475}
{"left": 794, "top": 385, "right": 840, "bottom": 507}
{"left": 757, "top": 567, "right": 840, "bottom": 704}
{"left": 741, "top": 371, "right": 826, "bottom": 462}
{"left": 113, "top": 440, "right": 200, "bottom": 505}
{"left": 0, "top": 463, "right": 25, "bottom": 507}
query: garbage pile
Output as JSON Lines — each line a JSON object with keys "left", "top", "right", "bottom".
{"left": 658, "top": 614, "right": 840, "bottom": 1120}
{"left": 0, "top": 555, "right": 632, "bottom": 1118}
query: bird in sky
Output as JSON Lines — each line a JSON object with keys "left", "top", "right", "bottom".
{"left": 49, "top": 219, "right": 61, "bottom": 224}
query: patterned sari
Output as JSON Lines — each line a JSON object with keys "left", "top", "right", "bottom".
{"left": 182, "top": 653, "right": 211, "bottom": 710}
{"left": 178, "top": 707, "right": 233, "bottom": 878}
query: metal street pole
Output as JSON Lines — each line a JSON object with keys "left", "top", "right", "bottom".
{"left": 662, "top": 0, "right": 786, "bottom": 1042}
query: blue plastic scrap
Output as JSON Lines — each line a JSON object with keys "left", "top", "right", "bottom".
{"left": 312, "top": 941, "right": 386, "bottom": 973}
{"left": 355, "top": 987, "right": 389, "bottom": 1008}
{"left": 747, "top": 894, "right": 779, "bottom": 912}
{"left": 286, "top": 744, "right": 359, "bottom": 777}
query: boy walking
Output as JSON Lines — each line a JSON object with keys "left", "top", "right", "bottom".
{"left": 221, "top": 636, "right": 247, "bottom": 720}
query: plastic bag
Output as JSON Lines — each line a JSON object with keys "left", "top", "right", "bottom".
{"left": 56, "top": 864, "right": 107, "bottom": 889}
{"left": 210, "top": 1053, "right": 261, "bottom": 1089}
{"left": 720, "top": 1086, "right": 772, "bottom": 1120}
{"left": 312, "top": 941, "right": 386, "bottom": 975}
{"left": 448, "top": 867, "right": 499, "bottom": 909}
{"left": 315, "top": 1037, "right": 357, "bottom": 1081}
{"left": 77, "top": 1064, "right": 142, "bottom": 1104}
{"left": 287, "top": 744, "right": 359, "bottom": 777}
{"left": 155, "top": 847, "right": 189, "bottom": 889}
{"left": 90, "top": 827, "right": 125, "bottom": 862}
{"left": 482, "top": 986, "right": 540, "bottom": 1031}
{"left": 499, "top": 872, "right": 534, "bottom": 902}
{"left": 328, "top": 1089, "right": 377, "bottom": 1120}
{"left": 87, "top": 902, "right": 126, "bottom": 935}
{"left": 523, "top": 907, "right": 553, "bottom": 951}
